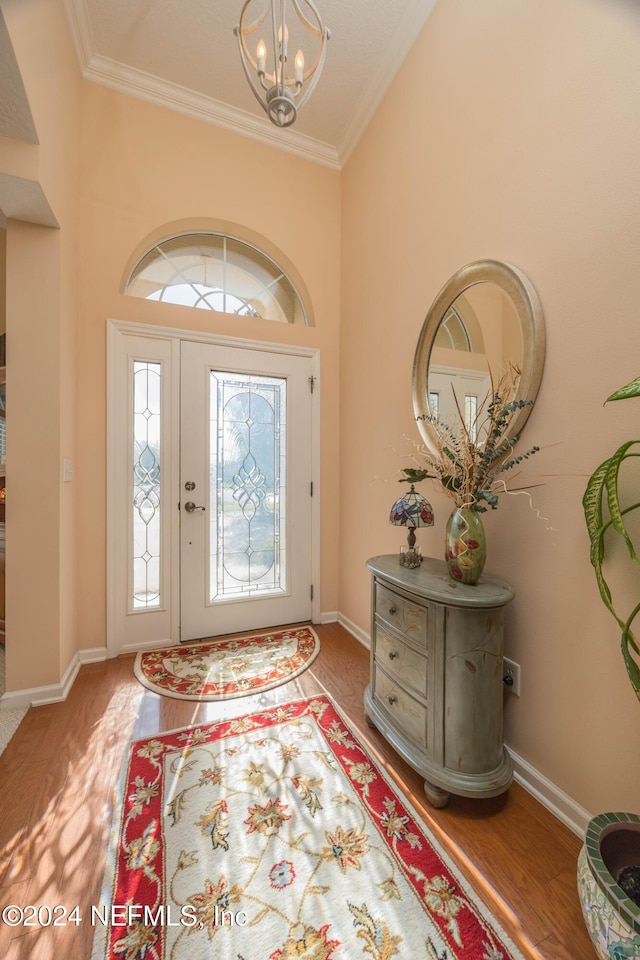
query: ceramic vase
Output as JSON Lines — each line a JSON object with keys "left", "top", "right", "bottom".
{"left": 577, "top": 813, "right": 640, "bottom": 960}
{"left": 445, "top": 508, "right": 486, "bottom": 585}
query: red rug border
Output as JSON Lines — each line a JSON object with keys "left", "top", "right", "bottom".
{"left": 92, "top": 693, "right": 526, "bottom": 960}
{"left": 132, "top": 625, "right": 320, "bottom": 701}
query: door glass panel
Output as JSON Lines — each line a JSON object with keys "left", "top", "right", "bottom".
{"left": 132, "top": 361, "right": 161, "bottom": 609}
{"left": 210, "top": 371, "right": 287, "bottom": 602}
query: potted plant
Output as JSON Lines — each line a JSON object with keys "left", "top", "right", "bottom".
{"left": 578, "top": 374, "right": 640, "bottom": 959}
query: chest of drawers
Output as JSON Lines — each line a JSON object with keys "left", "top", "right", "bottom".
{"left": 364, "top": 554, "right": 514, "bottom": 807}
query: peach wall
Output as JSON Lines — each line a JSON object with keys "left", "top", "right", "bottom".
{"left": 5, "top": 221, "right": 62, "bottom": 688}
{"left": 2, "top": 0, "right": 637, "bottom": 822}
{"left": 1, "top": 0, "right": 80, "bottom": 691}
{"left": 76, "top": 85, "right": 341, "bottom": 649}
{"left": 340, "top": 0, "right": 640, "bottom": 814}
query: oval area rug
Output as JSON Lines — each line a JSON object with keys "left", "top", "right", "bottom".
{"left": 133, "top": 625, "right": 320, "bottom": 701}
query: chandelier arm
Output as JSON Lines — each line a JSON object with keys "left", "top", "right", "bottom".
{"left": 290, "top": 0, "right": 324, "bottom": 38}
{"left": 235, "top": 0, "right": 274, "bottom": 80}
{"left": 236, "top": 0, "right": 269, "bottom": 42}
{"left": 293, "top": 26, "right": 329, "bottom": 110}
{"left": 295, "top": 37, "right": 325, "bottom": 83}
{"left": 272, "top": 0, "right": 279, "bottom": 93}
{"left": 235, "top": 23, "right": 273, "bottom": 116}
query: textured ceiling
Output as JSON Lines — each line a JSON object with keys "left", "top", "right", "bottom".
{"left": 64, "top": 0, "right": 438, "bottom": 167}
{"left": 0, "top": 9, "right": 37, "bottom": 144}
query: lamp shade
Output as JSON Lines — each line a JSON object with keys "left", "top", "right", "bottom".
{"left": 389, "top": 484, "right": 434, "bottom": 530}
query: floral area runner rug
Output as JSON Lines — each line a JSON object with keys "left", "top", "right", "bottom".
{"left": 92, "top": 695, "right": 525, "bottom": 960}
{"left": 133, "top": 626, "right": 320, "bottom": 701}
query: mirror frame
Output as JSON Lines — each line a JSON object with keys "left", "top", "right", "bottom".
{"left": 412, "top": 259, "right": 545, "bottom": 455}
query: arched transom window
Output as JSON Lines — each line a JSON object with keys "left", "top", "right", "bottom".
{"left": 125, "top": 233, "right": 308, "bottom": 325}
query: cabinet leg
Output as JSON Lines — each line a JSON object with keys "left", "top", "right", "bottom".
{"left": 424, "top": 779, "right": 450, "bottom": 808}
{"left": 364, "top": 710, "right": 376, "bottom": 730}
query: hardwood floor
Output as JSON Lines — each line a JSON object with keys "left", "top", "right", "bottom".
{"left": 0, "top": 623, "right": 594, "bottom": 959}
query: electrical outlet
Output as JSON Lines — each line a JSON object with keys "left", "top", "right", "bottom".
{"left": 503, "top": 657, "right": 521, "bottom": 696}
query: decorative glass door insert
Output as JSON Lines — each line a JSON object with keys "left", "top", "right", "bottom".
{"left": 132, "top": 360, "right": 161, "bottom": 609}
{"left": 210, "top": 371, "right": 287, "bottom": 602}
{"left": 180, "top": 340, "right": 312, "bottom": 641}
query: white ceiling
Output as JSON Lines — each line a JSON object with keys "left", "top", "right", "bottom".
{"left": 0, "top": 10, "right": 58, "bottom": 225}
{"left": 0, "top": 10, "right": 37, "bottom": 144}
{"left": 63, "top": 0, "right": 438, "bottom": 168}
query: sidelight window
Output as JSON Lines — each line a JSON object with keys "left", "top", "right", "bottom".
{"left": 132, "top": 360, "right": 162, "bottom": 609}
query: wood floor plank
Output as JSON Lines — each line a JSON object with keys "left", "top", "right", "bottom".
{"left": 0, "top": 623, "right": 594, "bottom": 958}
{"left": 0, "top": 755, "right": 69, "bottom": 887}
{"left": 0, "top": 879, "right": 29, "bottom": 957}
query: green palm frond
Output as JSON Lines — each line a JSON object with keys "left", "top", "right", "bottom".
{"left": 583, "top": 379, "right": 640, "bottom": 701}
{"left": 606, "top": 376, "right": 640, "bottom": 403}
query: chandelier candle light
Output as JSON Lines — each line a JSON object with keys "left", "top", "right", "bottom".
{"left": 234, "top": 0, "right": 330, "bottom": 128}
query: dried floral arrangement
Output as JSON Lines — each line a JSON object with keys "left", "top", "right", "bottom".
{"left": 401, "top": 370, "right": 540, "bottom": 512}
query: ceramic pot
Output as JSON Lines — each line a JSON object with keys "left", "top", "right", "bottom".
{"left": 577, "top": 812, "right": 640, "bottom": 959}
{"left": 445, "top": 508, "right": 486, "bottom": 585}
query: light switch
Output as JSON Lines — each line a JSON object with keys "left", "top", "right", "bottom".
{"left": 63, "top": 459, "right": 74, "bottom": 482}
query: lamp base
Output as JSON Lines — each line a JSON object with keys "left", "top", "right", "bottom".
{"left": 400, "top": 546, "right": 422, "bottom": 569}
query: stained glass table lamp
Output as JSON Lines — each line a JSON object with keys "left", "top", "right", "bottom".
{"left": 389, "top": 484, "right": 434, "bottom": 567}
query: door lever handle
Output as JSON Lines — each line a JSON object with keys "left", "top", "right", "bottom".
{"left": 184, "top": 501, "right": 206, "bottom": 513}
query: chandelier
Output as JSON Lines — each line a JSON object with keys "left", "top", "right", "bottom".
{"left": 234, "top": 0, "right": 330, "bottom": 128}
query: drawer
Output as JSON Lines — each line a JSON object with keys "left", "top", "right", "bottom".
{"left": 375, "top": 582, "right": 428, "bottom": 648}
{"left": 374, "top": 625, "right": 428, "bottom": 700}
{"left": 372, "top": 664, "right": 428, "bottom": 747}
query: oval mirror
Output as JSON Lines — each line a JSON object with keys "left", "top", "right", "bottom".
{"left": 412, "top": 260, "right": 545, "bottom": 455}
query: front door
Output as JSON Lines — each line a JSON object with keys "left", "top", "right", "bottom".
{"left": 179, "top": 341, "right": 313, "bottom": 640}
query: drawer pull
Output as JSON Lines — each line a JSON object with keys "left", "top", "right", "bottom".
{"left": 388, "top": 651, "right": 399, "bottom": 660}
{"left": 387, "top": 695, "right": 398, "bottom": 706}
{"left": 388, "top": 606, "right": 397, "bottom": 616}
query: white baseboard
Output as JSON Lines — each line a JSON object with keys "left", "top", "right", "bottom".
{"left": 0, "top": 638, "right": 168, "bottom": 706}
{"left": 333, "top": 610, "right": 590, "bottom": 838}
{"left": 119, "top": 638, "right": 179, "bottom": 656}
{"left": 0, "top": 613, "right": 593, "bottom": 840}
{"left": 78, "top": 647, "right": 108, "bottom": 664}
{"left": 507, "top": 746, "right": 591, "bottom": 838}
{"left": 337, "top": 612, "right": 370, "bottom": 650}
{"left": 0, "top": 651, "right": 82, "bottom": 710}
{"left": 318, "top": 610, "right": 339, "bottom": 624}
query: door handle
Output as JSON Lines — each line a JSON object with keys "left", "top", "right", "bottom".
{"left": 184, "top": 501, "right": 206, "bottom": 513}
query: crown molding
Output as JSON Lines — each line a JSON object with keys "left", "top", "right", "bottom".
{"left": 62, "top": 0, "right": 339, "bottom": 168}
{"left": 62, "top": 0, "right": 93, "bottom": 73}
{"left": 80, "top": 51, "right": 341, "bottom": 170}
{"left": 63, "top": 0, "right": 436, "bottom": 170}
{"left": 338, "top": 0, "right": 438, "bottom": 165}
